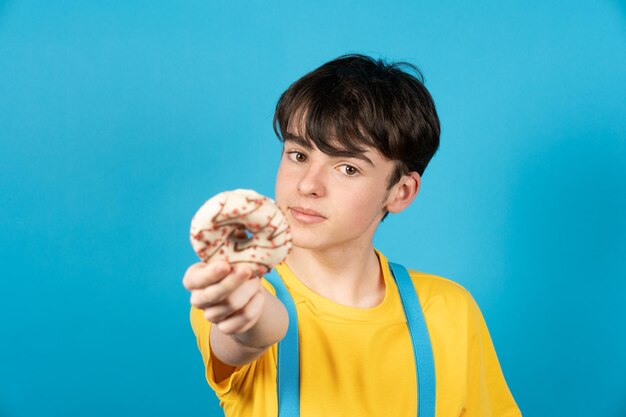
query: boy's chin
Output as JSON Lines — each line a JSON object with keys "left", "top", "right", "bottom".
{"left": 289, "top": 235, "right": 349, "bottom": 254}
{"left": 288, "top": 233, "right": 328, "bottom": 252}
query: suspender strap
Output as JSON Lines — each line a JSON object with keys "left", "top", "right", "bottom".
{"left": 265, "top": 263, "right": 436, "bottom": 417}
{"left": 264, "top": 269, "right": 300, "bottom": 417}
{"left": 389, "top": 262, "right": 437, "bottom": 417}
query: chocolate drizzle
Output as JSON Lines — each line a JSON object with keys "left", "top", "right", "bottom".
{"left": 190, "top": 190, "right": 292, "bottom": 272}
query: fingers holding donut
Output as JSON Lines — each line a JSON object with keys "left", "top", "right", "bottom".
{"left": 202, "top": 277, "right": 262, "bottom": 323}
{"left": 188, "top": 264, "right": 253, "bottom": 309}
{"left": 182, "top": 261, "right": 231, "bottom": 291}
{"left": 185, "top": 189, "right": 292, "bottom": 335}
{"left": 184, "top": 259, "right": 264, "bottom": 332}
{"left": 215, "top": 289, "right": 267, "bottom": 334}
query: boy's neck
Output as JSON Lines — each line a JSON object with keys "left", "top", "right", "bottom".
{"left": 284, "top": 245, "right": 385, "bottom": 308}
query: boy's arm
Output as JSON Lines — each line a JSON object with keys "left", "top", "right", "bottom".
{"left": 209, "top": 286, "right": 288, "bottom": 366}
{"left": 184, "top": 261, "right": 288, "bottom": 368}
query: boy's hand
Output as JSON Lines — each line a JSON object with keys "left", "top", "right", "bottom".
{"left": 183, "top": 261, "right": 266, "bottom": 335}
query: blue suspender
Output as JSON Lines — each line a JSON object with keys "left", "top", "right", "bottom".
{"left": 389, "top": 262, "right": 437, "bottom": 417}
{"left": 264, "top": 262, "right": 436, "bottom": 417}
{"left": 265, "top": 269, "right": 301, "bottom": 416}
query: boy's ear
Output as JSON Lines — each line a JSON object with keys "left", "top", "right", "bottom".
{"left": 385, "top": 172, "right": 421, "bottom": 214}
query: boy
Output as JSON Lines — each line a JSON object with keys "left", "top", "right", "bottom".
{"left": 183, "top": 54, "right": 521, "bottom": 417}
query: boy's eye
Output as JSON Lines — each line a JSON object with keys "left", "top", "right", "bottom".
{"left": 287, "top": 151, "right": 307, "bottom": 163}
{"left": 339, "top": 164, "right": 359, "bottom": 176}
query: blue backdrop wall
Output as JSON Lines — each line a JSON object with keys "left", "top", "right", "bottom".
{"left": 1, "top": 1, "right": 625, "bottom": 416}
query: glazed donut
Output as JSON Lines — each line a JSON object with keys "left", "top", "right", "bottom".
{"left": 190, "top": 189, "right": 292, "bottom": 275}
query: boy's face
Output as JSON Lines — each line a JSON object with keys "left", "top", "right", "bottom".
{"left": 275, "top": 132, "right": 408, "bottom": 253}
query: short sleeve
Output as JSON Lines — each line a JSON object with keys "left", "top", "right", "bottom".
{"left": 188, "top": 278, "right": 279, "bottom": 405}
{"left": 189, "top": 306, "right": 250, "bottom": 398}
{"left": 464, "top": 294, "right": 522, "bottom": 417}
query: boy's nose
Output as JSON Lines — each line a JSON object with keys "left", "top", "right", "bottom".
{"left": 297, "top": 164, "right": 326, "bottom": 197}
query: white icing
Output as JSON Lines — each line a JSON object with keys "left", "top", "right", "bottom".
{"left": 190, "top": 189, "right": 292, "bottom": 274}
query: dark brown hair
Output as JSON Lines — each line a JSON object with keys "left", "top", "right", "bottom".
{"left": 273, "top": 53, "right": 440, "bottom": 187}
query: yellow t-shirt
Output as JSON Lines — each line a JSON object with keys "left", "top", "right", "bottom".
{"left": 190, "top": 251, "right": 521, "bottom": 417}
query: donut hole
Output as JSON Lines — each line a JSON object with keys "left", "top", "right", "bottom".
{"left": 231, "top": 226, "right": 253, "bottom": 243}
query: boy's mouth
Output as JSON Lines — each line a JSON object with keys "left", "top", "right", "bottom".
{"left": 289, "top": 207, "right": 326, "bottom": 224}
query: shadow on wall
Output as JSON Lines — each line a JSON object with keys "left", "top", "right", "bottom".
{"left": 0, "top": 401, "right": 16, "bottom": 417}
{"left": 615, "top": 0, "right": 626, "bottom": 20}
{"left": 503, "top": 128, "right": 626, "bottom": 417}
{"left": 0, "top": 1, "right": 10, "bottom": 27}
{"left": 506, "top": 130, "right": 624, "bottom": 288}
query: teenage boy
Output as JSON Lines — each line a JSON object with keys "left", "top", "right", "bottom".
{"left": 183, "top": 54, "right": 521, "bottom": 417}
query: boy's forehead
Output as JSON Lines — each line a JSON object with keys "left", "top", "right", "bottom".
{"left": 285, "top": 114, "right": 365, "bottom": 154}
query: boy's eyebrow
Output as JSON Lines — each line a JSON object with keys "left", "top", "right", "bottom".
{"left": 283, "top": 133, "right": 313, "bottom": 149}
{"left": 283, "top": 133, "right": 374, "bottom": 166}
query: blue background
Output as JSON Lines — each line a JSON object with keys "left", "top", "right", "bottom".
{"left": 1, "top": 1, "right": 625, "bottom": 416}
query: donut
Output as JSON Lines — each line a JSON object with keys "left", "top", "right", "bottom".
{"left": 190, "top": 189, "right": 292, "bottom": 275}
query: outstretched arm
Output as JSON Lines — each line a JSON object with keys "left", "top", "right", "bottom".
{"left": 183, "top": 261, "right": 289, "bottom": 367}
